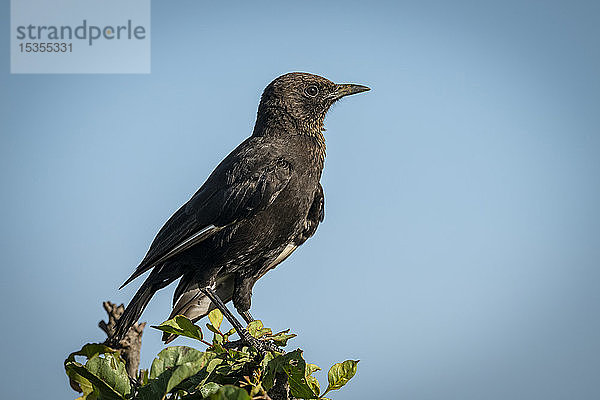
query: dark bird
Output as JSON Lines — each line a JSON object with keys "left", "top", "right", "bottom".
{"left": 111, "top": 72, "right": 369, "bottom": 350}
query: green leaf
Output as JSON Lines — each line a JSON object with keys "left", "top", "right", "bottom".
{"left": 211, "top": 343, "right": 227, "bottom": 355}
{"left": 67, "top": 343, "right": 118, "bottom": 361}
{"left": 206, "top": 323, "right": 222, "bottom": 335}
{"left": 258, "top": 327, "right": 272, "bottom": 337}
{"left": 209, "top": 385, "right": 251, "bottom": 400}
{"left": 208, "top": 309, "right": 223, "bottom": 330}
{"left": 265, "top": 350, "right": 317, "bottom": 399}
{"left": 305, "top": 363, "right": 322, "bottom": 397}
{"left": 66, "top": 365, "right": 95, "bottom": 400}
{"left": 325, "top": 359, "right": 359, "bottom": 392}
{"left": 199, "top": 382, "right": 222, "bottom": 397}
{"left": 306, "top": 363, "right": 321, "bottom": 375}
{"left": 205, "top": 357, "right": 224, "bottom": 374}
{"left": 152, "top": 315, "right": 204, "bottom": 342}
{"left": 306, "top": 375, "right": 321, "bottom": 398}
{"left": 225, "top": 328, "right": 236, "bottom": 337}
{"left": 64, "top": 343, "right": 125, "bottom": 400}
{"left": 260, "top": 350, "right": 276, "bottom": 369}
{"left": 65, "top": 355, "right": 130, "bottom": 400}
{"left": 149, "top": 346, "right": 204, "bottom": 379}
{"left": 66, "top": 361, "right": 113, "bottom": 400}
{"left": 86, "top": 353, "right": 131, "bottom": 397}
{"left": 155, "top": 347, "right": 211, "bottom": 390}
{"left": 139, "top": 346, "right": 214, "bottom": 398}
{"left": 268, "top": 331, "right": 297, "bottom": 347}
{"left": 247, "top": 320, "right": 268, "bottom": 338}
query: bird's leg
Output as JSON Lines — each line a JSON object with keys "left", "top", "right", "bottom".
{"left": 200, "top": 287, "right": 280, "bottom": 354}
{"left": 201, "top": 287, "right": 246, "bottom": 334}
{"left": 241, "top": 310, "right": 254, "bottom": 324}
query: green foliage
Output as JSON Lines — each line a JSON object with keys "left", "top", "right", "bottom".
{"left": 65, "top": 343, "right": 131, "bottom": 400}
{"left": 65, "top": 312, "right": 358, "bottom": 399}
{"left": 321, "top": 360, "right": 359, "bottom": 398}
{"left": 153, "top": 316, "right": 204, "bottom": 342}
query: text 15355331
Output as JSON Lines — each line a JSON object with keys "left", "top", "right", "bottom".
{"left": 19, "top": 42, "right": 73, "bottom": 53}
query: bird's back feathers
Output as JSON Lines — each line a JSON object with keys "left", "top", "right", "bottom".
{"left": 119, "top": 137, "right": 294, "bottom": 289}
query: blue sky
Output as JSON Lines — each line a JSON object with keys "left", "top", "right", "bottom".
{"left": 1, "top": 1, "right": 599, "bottom": 399}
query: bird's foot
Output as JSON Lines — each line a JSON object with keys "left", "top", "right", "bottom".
{"left": 239, "top": 329, "right": 284, "bottom": 355}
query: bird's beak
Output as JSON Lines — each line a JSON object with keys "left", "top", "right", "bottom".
{"left": 333, "top": 83, "right": 371, "bottom": 100}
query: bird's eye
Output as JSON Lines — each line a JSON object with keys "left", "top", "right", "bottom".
{"left": 305, "top": 85, "right": 319, "bottom": 97}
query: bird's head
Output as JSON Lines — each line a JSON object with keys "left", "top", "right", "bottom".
{"left": 253, "top": 72, "right": 370, "bottom": 137}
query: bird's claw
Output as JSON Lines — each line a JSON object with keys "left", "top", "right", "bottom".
{"left": 240, "top": 330, "right": 284, "bottom": 355}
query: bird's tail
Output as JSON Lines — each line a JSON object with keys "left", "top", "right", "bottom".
{"left": 111, "top": 266, "right": 177, "bottom": 344}
{"left": 162, "top": 273, "right": 235, "bottom": 343}
{"left": 111, "top": 281, "right": 154, "bottom": 344}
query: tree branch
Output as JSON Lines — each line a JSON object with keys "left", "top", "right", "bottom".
{"left": 99, "top": 301, "right": 145, "bottom": 380}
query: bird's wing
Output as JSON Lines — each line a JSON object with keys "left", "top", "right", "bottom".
{"left": 257, "top": 183, "right": 325, "bottom": 281}
{"left": 295, "top": 182, "right": 325, "bottom": 245}
{"left": 213, "top": 158, "right": 293, "bottom": 225}
{"left": 119, "top": 196, "right": 220, "bottom": 288}
{"left": 312, "top": 183, "right": 325, "bottom": 223}
{"left": 120, "top": 150, "right": 293, "bottom": 288}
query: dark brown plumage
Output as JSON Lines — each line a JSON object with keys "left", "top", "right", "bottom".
{"left": 111, "top": 72, "right": 369, "bottom": 349}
